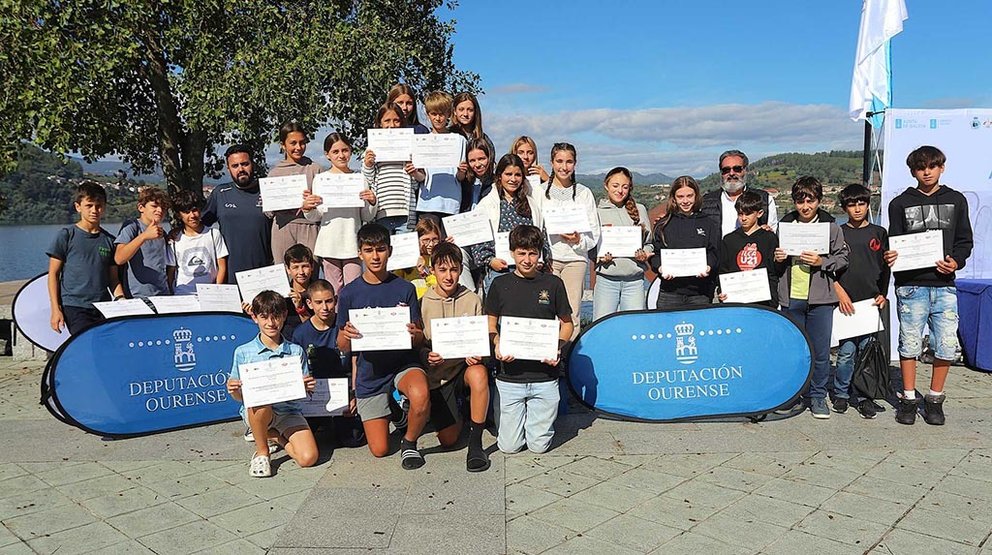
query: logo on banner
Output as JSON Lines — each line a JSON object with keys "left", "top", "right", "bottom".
{"left": 173, "top": 328, "right": 196, "bottom": 371}
{"left": 674, "top": 322, "right": 698, "bottom": 364}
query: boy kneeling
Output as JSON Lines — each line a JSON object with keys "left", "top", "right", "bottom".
{"left": 227, "top": 291, "right": 319, "bottom": 477}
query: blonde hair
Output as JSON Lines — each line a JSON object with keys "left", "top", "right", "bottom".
{"left": 509, "top": 136, "right": 538, "bottom": 162}
{"left": 423, "top": 91, "right": 453, "bottom": 116}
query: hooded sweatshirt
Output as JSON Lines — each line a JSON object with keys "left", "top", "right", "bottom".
{"left": 887, "top": 185, "right": 974, "bottom": 287}
{"left": 775, "top": 209, "right": 849, "bottom": 307}
{"left": 649, "top": 211, "right": 720, "bottom": 297}
{"left": 419, "top": 284, "right": 485, "bottom": 389}
{"left": 595, "top": 198, "right": 653, "bottom": 279}
{"left": 268, "top": 157, "right": 322, "bottom": 228}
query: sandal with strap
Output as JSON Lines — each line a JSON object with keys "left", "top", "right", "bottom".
{"left": 249, "top": 454, "right": 271, "bottom": 477}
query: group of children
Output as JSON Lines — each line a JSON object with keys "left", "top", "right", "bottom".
{"left": 45, "top": 80, "right": 973, "bottom": 477}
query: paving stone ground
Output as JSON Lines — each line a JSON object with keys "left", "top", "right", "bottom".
{"left": 2, "top": 355, "right": 992, "bottom": 554}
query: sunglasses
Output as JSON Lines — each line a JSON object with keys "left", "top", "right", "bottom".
{"left": 720, "top": 165, "right": 745, "bottom": 175}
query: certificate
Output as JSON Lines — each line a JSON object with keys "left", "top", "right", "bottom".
{"left": 349, "top": 307, "right": 412, "bottom": 351}
{"left": 367, "top": 128, "right": 413, "bottom": 162}
{"left": 259, "top": 175, "right": 307, "bottom": 212}
{"left": 597, "top": 226, "right": 643, "bottom": 258}
{"left": 196, "top": 284, "right": 244, "bottom": 313}
{"left": 495, "top": 231, "right": 513, "bottom": 264}
{"left": 499, "top": 317, "right": 559, "bottom": 362}
{"left": 148, "top": 295, "right": 201, "bottom": 314}
{"left": 442, "top": 210, "right": 493, "bottom": 247}
{"left": 386, "top": 231, "right": 421, "bottom": 271}
{"left": 658, "top": 248, "right": 707, "bottom": 277}
{"left": 92, "top": 299, "right": 155, "bottom": 318}
{"left": 300, "top": 378, "right": 350, "bottom": 417}
{"left": 430, "top": 316, "right": 489, "bottom": 359}
{"left": 719, "top": 268, "right": 772, "bottom": 304}
{"left": 889, "top": 230, "right": 944, "bottom": 273}
{"left": 236, "top": 264, "right": 290, "bottom": 304}
{"left": 543, "top": 205, "right": 592, "bottom": 235}
{"left": 778, "top": 222, "right": 830, "bottom": 256}
{"left": 311, "top": 173, "right": 365, "bottom": 209}
{"left": 238, "top": 357, "right": 306, "bottom": 409}
{"left": 412, "top": 134, "right": 462, "bottom": 168}
{"left": 830, "top": 299, "right": 884, "bottom": 346}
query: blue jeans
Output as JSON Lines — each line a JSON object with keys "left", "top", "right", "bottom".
{"left": 895, "top": 285, "right": 959, "bottom": 361}
{"left": 593, "top": 275, "right": 646, "bottom": 321}
{"left": 376, "top": 215, "right": 409, "bottom": 235}
{"left": 834, "top": 334, "right": 871, "bottom": 402}
{"left": 494, "top": 379, "right": 559, "bottom": 454}
{"left": 782, "top": 300, "right": 834, "bottom": 400}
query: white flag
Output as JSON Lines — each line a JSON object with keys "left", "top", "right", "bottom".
{"left": 848, "top": 0, "right": 908, "bottom": 121}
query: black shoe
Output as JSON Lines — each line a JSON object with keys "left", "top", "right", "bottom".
{"left": 856, "top": 399, "right": 877, "bottom": 419}
{"left": 923, "top": 394, "right": 946, "bottom": 426}
{"left": 895, "top": 397, "right": 919, "bottom": 425}
{"left": 832, "top": 398, "right": 849, "bottom": 414}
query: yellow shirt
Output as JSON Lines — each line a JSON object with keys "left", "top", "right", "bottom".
{"left": 789, "top": 259, "right": 811, "bottom": 301}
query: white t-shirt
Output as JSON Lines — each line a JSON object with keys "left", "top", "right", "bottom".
{"left": 166, "top": 226, "right": 229, "bottom": 295}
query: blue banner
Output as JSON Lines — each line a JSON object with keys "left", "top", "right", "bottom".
{"left": 567, "top": 306, "right": 812, "bottom": 421}
{"left": 44, "top": 313, "right": 258, "bottom": 436}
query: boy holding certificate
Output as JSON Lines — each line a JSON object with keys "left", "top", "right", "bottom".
{"left": 419, "top": 242, "right": 491, "bottom": 471}
{"left": 337, "top": 223, "right": 432, "bottom": 469}
{"left": 227, "top": 291, "right": 318, "bottom": 478}
{"left": 885, "top": 146, "right": 973, "bottom": 425}
{"left": 718, "top": 190, "right": 779, "bottom": 307}
{"left": 486, "top": 225, "right": 573, "bottom": 454}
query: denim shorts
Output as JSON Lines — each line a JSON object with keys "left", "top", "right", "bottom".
{"left": 895, "top": 285, "right": 959, "bottom": 361}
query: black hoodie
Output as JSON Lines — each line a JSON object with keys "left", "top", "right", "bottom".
{"left": 649, "top": 211, "right": 720, "bottom": 297}
{"left": 887, "top": 185, "right": 973, "bottom": 286}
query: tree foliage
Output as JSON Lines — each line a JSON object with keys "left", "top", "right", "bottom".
{"left": 0, "top": 0, "right": 479, "bottom": 197}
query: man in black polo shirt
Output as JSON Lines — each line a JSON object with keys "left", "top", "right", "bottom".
{"left": 701, "top": 150, "right": 779, "bottom": 237}
{"left": 202, "top": 145, "right": 273, "bottom": 284}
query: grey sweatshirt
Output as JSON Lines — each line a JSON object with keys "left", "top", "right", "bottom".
{"left": 594, "top": 199, "right": 653, "bottom": 279}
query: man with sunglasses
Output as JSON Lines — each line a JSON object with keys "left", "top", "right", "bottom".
{"left": 701, "top": 150, "right": 779, "bottom": 237}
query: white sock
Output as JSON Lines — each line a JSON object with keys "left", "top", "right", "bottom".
{"left": 903, "top": 390, "right": 916, "bottom": 400}
{"left": 929, "top": 389, "right": 944, "bottom": 397}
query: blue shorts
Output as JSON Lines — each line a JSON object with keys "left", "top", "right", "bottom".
{"left": 895, "top": 285, "right": 959, "bottom": 361}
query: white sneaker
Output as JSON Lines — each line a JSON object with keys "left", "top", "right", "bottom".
{"left": 249, "top": 454, "right": 271, "bottom": 478}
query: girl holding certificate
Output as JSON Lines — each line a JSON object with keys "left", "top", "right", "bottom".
{"left": 535, "top": 143, "right": 601, "bottom": 338}
{"left": 270, "top": 122, "right": 322, "bottom": 265}
{"left": 304, "top": 133, "right": 377, "bottom": 294}
{"left": 362, "top": 103, "right": 424, "bottom": 235}
{"left": 386, "top": 83, "right": 430, "bottom": 134}
{"left": 593, "top": 167, "right": 652, "bottom": 320}
{"left": 461, "top": 138, "right": 494, "bottom": 212}
{"left": 510, "top": 136, "right": 550, "bottom": 184}
{"left": 648, "top": 176, "right": 719, "bottom": 308}
{"left": 449, "top": 92, "right": 495, "bottom": 158}
{"left": 469, "top": 154, "right": 547, "bottom": 294}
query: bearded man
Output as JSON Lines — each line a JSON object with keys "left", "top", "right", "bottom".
{"left": 701, "top": 150, "right": 778, "bottom": 236}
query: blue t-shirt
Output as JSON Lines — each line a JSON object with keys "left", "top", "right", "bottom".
{"left": 201, "top": 182, "right": 273, "bottom": 284}
{"left": 46, "top": 224, "right": 116, "bottom": 308}
{"left": 292, "top": 319, "right": 345, "bottom": 378}
{"left": 336, "top": 274, "right": 421, "bottom": 398}
{"left": 229, "top": 334, "right": 310, "bottom": 418}
{"left": 115, "top": 219, "right": 170, "bottom": 298}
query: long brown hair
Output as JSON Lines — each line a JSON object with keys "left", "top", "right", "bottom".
{"left": 653, "top": 175, "right": 700, "bottom": 247}
{"left": 386, "top": 83, "right": 422, "bottom": 127}
{"left": 451, "top": 92, "right": 484, "bottom": 140}
{"left": 495, "top": 154, "right": 531, "bottom": 218}
{"left": 604, "top": 166, "right": 639, "bottom": 225}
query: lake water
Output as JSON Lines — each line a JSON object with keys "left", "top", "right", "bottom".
{"left": 0, "top": 223, "right": 125, "bottom": 282}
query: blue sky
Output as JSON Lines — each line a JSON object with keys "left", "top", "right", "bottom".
{"left": 440, "top": 0, "right": 992, "bottom": 177}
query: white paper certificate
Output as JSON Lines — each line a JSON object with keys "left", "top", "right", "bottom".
{"left": 349, "top": 307, "right": 412, "bottom": 351}
{"left": 543, "top": 205, "right": 592, "bottom": 235}
{"left": 495, "top": 232, "right": 513, "bottom": 264}
{"left": 148, "top": 295, "right": 201, "bottom": 314}
{"left": 236, "top": 264, "right": 290, "bottom": 304}
{"left": 196, "top": 284, "right": 244, "bottom": 313}
{"left": 719, "top": 268, "right": 772, "bottom": 304}
{"left": 93, "top": 299, "right": 155, "bottom": 318}
{"left": 386, "top": 232, "right": 421, "bottom": 271}
{"left": 300, "top": 378, "right": 349, "bottom": 417}
{"left": 443, "top": 210, "right": 494, "bottom": 247}
{"left": 889, "top": 230, "right": 944, "bottom": 273}
{"left": 658, "top": 248, "right": 708, "bottom": 277}
{"left": 311, "top": 173, "right": 365, "bottom": 208}
{"left": 830, "top": 299, "right": 884, "bottom": 346}
{"left": 238, "top": 357, "right": 307, "bottom": 409}
{"left": 597, "top": 226, "right": 643, "bottom": 258}
{"left": 412, "top": 134, "right": 462, "bottom": 168}
{"left": 430, "top": 316, "right": 489, "bottom": 359}
{"left": 259, "top": 175, "right": 308, "bottom": 212}
{"left": 778, "top": 222, "right": 830, "bottom": 256}
{"left": 499, "top": 317, "right": 559, "bottom": 362}
{"left": 367, "top": 128, "right": 414, "bottom": 162}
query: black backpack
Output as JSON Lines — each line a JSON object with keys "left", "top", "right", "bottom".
{"left": 852, "top": 335, "right": 891, "bottom": 400}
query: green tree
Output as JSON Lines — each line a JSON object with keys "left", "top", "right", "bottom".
{"left": 0, "top": 0, "right": 479, "bottom": 197}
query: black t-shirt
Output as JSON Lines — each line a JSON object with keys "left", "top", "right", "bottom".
{"left": 201, "top": 182, "right": 272, "bottom": 284}
{"left": 719, "top": 227, "right": 780, "bottom": 306}
{"left": 485, "top": 272, "right": 571, "bottom": 383}
{"left": 836, "top": 223, "right": 890, "bottom": 302}
{"left": 291, "top": 319, "right": 345, "bottom": 379}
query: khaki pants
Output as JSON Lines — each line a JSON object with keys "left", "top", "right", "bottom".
{"left": 552, "top": 259, "right": 587, "bottom": 340}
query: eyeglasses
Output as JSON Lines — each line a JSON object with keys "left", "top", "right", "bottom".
{"left": 720, "top": 165, "right": 745, "bottom": 175}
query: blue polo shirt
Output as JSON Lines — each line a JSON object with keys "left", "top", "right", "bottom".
{"left": 229, "top": 334, "right": 309, "bottom": 418}
{"left": 115, "top": 219, "right": 170, "bottom": 298}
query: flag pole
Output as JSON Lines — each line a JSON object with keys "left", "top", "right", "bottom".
{"left": 862, "top": 116, "right": 873, "bottom": 186}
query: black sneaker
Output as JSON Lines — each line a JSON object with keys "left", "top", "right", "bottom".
{"left": 856, "top": 399, "right": 877, "bottom": 419}
{"left": 895, "top": 397, "right": 919, "bottom": 425}
{"left": 832, "top": 398, "right": 849, "bottom": 414}
{"left": 923, "top": 394, "right": 946, "bottom": 426}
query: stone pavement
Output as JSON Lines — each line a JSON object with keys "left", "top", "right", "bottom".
{"left": 2, "top": 355, "right": 992, "bottom": 554}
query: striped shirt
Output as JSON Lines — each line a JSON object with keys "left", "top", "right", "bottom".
{"left": 362, "top": 161, "right": 416, "bottom": 219}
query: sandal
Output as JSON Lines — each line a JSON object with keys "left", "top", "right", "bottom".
{"left": 249, "top": 454, "right": 271, "bottom": 478}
